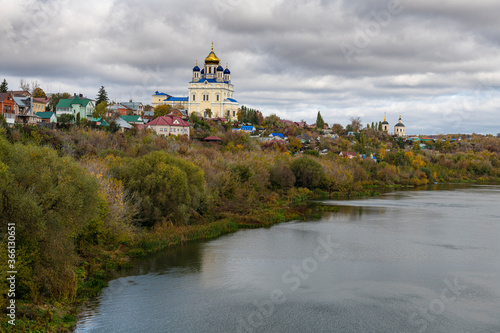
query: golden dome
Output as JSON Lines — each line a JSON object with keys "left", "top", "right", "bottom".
{"left": 205, "top": 44, "right": 220, "bottom": 64}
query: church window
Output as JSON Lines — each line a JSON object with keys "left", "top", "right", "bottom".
{"left": 192, "top": 94, "right": 196, "bottom": 101}
{"left": 216, "top": 94, "right": 220, "bottom": 102}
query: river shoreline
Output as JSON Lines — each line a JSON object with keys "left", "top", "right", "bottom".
{"left": 3, "top": 183, "right": 498, "bottom": 332}
{"left": 73, "top": 184, "right": 500, "bottom": 333}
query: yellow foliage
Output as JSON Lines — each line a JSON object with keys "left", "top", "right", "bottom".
{"left": 412, "top": 155, "right": 427, "bottom": 169}
{"left": 404, "top": 151, "right": 414, "bottom": 161}
{"left": 378, "top": 148, "right": 386, "bottom": 160}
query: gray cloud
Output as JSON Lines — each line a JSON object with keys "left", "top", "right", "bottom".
{"left": 1, "top": 0, "right": 499, "bottom": 134}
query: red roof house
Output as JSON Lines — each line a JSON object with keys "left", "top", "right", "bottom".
{"left": 148, "top": 115, "right": 190, "bottom": 138}
{"left": 340, "top": 151, "right": 357, "bottom": 159}
{"left": 0, "top": 93, "right": 16, "bottom": 124}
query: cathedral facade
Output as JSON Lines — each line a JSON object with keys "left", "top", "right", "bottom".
{"left": 187, "top": 46, "right": 239, "bottom": 120}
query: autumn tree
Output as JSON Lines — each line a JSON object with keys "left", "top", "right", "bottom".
{"left": 331, "top": 123, "right": 345, "bottom": 135}
{"left": 19, "top": 79, "right": 40, "bottom": 94}
{"left": 0, "top": 79, "right": 8, "bottom": 93}
{"left": 32, "top": 87, "right": 47, "bottom": 98}
{"left": 96, "top": 86, "right": 109, "bottom": 105}
{"left": 154, "top": 104, "right": 172, "bottom": 118}
{"left": 288, "top": 137, "right": 303, "bottom": 154}
{"left": 350, "top": 116, "right": 362, "bottom": 132}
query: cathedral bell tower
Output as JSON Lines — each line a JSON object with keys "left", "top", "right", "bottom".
{"left": 382, "top": 112, "right": 389, "bottom": 133}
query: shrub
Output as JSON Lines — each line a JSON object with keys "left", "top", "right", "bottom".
{"left": 111, "top": 151, "right": 205, "bottom": 227}
{"left": 290, "top": 156, "right": 326, "bottom": 189}
{"left": 269, "top": 162, "right": 296, "bottom": 190}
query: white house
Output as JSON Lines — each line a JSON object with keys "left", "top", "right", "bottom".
{"left": 147, "top": 115, "right": 190, "bottom": 138}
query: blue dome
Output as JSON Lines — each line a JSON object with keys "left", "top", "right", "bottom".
{"left": 217, "top": 66, "right": 224, "bottom": 72}
{"left": 224, "top": 68, "right": 231, "bottom": 74}
{"left": 193, "top": 65, "right": 200, "bottom": 72}
{"left": 201, "top": 69, "right": 205, "bottom": 74}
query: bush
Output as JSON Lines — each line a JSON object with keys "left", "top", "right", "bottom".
{"left": 290, "top": 156, "right": 326, "bottom": 189}
{"left": 303, "top": 149, "right": 319, "bottom": 157}
{"left": 269, "top": 162, "right": 296, "bottom": 190}
{"left": 111, "top": 151, "right": 205, "bottom": 227}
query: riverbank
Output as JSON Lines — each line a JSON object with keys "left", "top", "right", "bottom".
{"left": 2, "top": 182, "right": 498, "bottom": 332}
{"left": 72, "top": 185, "right": 500, "bottom": 333}
{"left": 0, "top": 195, "right": 315, "bottom": 332}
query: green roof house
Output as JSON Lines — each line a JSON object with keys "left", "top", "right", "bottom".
{"left": 36, "top": 111, "right": 57, "bottom": 123}
{"left": 120, "top": 115, "right": 144, "bottom": 124}
{"left": 55, "top": 95, "right": 95, "bottom": 121}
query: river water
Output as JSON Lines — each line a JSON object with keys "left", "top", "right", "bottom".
{"left": 75, "top": 185, "right": 500, "bottom": 333}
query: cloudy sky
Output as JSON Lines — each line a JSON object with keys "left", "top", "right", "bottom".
{"left": 1, "top": 0, "right": 499, "bottom": 134}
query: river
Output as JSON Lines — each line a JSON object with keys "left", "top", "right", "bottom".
{"left": 75, "top": 185, "right": 500, "bottom": 333}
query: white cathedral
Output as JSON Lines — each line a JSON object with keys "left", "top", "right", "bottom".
{"left": 152, "top": 45, "right": 239, "bottom": 121}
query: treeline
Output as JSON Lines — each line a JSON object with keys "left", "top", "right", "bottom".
{"left": 1, "top": 121, "right": 499, "bottom": 331}
{"left": 237, "top": 105, "right": 264, "bottom": 125}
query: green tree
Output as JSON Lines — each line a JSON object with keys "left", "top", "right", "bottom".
{"left": 96, "top": 86, "right": 109, "bottom": 105}
{"left": 111, "top": 151, "right": 205, "bottom": 227}
{"left": 396, "top": 137, "right": 405, "bottom": 149}
{"left": 0, "top": 79, "right": 8, "bottom": 93}
{"left": 290, "top": 156, "right": 326, "bottom": 189}
{"left": 108, "top": 120, "right": 121, "bottom": 133}
{"left": 205, "top": 108, "right": 212, "bottom": 118}
{"left": 378, "top": 121, "right": 382, "bottom": 131}
{"left": 57, "top": 114, "right": 75, "bottom": 123}
{"left": 154, "top": 104, "right": 172, "bottom": 118}
{"left": 47, "top": 92, "right": 71, "bottom": 111}
{"left": 263, "top": 114, "right": 281, "bottom": 128}
{"left": 94, "top": 101, "right": 108, "bottom": 120}
{"left": 316, "top": 111, "right": 325, "bottom": 129}
{"left": 0, "top": 135, "right": 100, "bottom": 302}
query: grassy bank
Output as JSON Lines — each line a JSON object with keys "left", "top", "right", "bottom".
{"left": 0, "top": 200, "right": 307, "bottom": 332}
